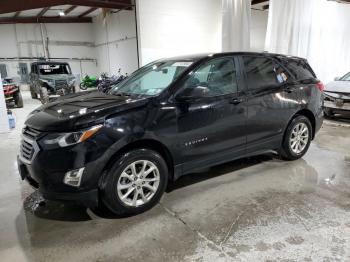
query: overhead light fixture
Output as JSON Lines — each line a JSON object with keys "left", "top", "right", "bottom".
{"left": 59, "top": 11, "right": 65, "bottom": 16}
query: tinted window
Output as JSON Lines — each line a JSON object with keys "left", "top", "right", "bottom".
{"left": 181, "top": 57, "right": 237, "bottom": 97}
{"left": 285, "top": 60, "right": 315, "bottom": 80}
{"left": 243, "top": 56, "right": 289, "bottom": 90}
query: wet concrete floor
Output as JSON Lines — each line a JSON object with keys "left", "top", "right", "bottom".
{"left": 0, "top": 92, "right": 350, "bottom": 261}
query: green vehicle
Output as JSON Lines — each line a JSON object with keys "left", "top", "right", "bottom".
{"left": 79, "top": 75, "right": 99, "bottom": 90}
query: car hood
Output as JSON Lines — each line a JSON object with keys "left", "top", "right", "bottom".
{"left": 25, "top": 91, "right": 150, "bottom": 132}
{"left": 40, "top": 74, "right": 74, "bottom": 81}
{"left": 325, "top": 81, "right": 350, "bottom": 93}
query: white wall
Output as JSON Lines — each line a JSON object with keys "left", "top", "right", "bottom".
{"left": 92, "top": 11, "right": 138, "bottom": 76}
{"left": 136, "top": 0, "right": 222, "bottom": 65}
{"left": 0, "top": 11, "right": 139, "bottom": 80}
{"left": 250, "top": 9, "right": 268, "bottom": 51}
{"left": 0, "top": 23, "right": 98, "bottom": 79}
{"left": 265, "top": 0, "right": 350, "bottom": 83}
{"left": 0, "top": 5, "right": 269, "bottom": 81}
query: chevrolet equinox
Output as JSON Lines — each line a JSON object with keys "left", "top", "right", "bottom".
{"left": 18, "top": 52, "right": 324, "bottom": 216}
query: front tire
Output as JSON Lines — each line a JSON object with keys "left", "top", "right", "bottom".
{"left": 101, "top": 149, "right": 168, "bottom": 216}
{"left": 79, "top": 82, "right": 88, "bottom": 90}
{"left": 279, "top": 115, "right": 312, "bottom": 161}
{"left": 39, "top": 87, "right": 49, "bottom": 104}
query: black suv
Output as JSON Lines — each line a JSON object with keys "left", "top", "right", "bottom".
{"left": 18, "top": 52, "right": 323, "bottom": 216}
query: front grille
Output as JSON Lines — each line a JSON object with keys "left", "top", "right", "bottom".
{"left": 21, "top": 139, "right": 34, "bottom": 160}
{"left": 23, "top": 126, "right": 41, "bottom": 140}
{"left": 20, "top": 127, "right": 41, "bottom": 164}
{"left": 55, "top": 80, "right": 68, "bottom": 89}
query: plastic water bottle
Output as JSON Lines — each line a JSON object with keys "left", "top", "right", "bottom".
{"left": 8, "top": 112, "right": 15, "bottom": 129}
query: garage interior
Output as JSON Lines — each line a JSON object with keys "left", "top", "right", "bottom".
{"left": 0, "top": 0, "right": 350, "bottom": 261}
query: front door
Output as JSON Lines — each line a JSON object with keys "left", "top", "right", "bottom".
{"left": 173, "top": 56, "right": 247, "bottom": 172}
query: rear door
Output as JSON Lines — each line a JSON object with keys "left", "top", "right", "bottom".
{"left": 240, "top": 55, "right": 300, "bottom": 152}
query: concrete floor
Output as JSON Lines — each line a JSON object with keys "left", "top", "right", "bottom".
{"left": 1, "top": 92, "right": 350, "bottom": 262}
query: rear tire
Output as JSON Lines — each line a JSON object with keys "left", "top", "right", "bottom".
{"left": 279, "top": 115, "right": 312, "bottom": 161}
{"left": 101, "top": 149, "right": 168, "bottom": 217}
{"left": 40, "top": 87, "right": 49, "bottom": 104}
{"left": 14, "top": 92, "right": 23, "bottom": 108}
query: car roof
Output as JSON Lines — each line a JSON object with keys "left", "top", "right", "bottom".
{"left": 163, "top": 52, "right": 307, "bottom": 62}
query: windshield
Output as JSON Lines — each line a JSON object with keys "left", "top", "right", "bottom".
{"left": 110, "top": 60, "right": 194, "bottom": 96}
{"left": 340, "top": 72, "right": 350, "bottom": 81}
{"left": 39, "top": 64, "right": 71, "bottom": 75}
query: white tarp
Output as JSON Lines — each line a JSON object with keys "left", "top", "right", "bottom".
{"left": 0, "top": 74, "right": 9, "bottom": 133}
{"left": 265, "top": 0, "right": 350, "bottom": 83}
{"left": 221, "top": 0, "right": 251, "bottom": 52}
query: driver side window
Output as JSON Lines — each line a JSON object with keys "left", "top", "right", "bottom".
{"left": 181, "top": 57, "right": 237, "bottom": 97}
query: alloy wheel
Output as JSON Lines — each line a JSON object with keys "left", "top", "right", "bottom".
{"left": 117, "top": 160, "right": 160, "bottom": 207}
{"left": 289, "top": 122, "right": 309, "bottom": 154}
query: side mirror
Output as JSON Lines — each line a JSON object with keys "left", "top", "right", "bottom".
{"left": 334, "top": 77, "right": 340, "bottom": 81}
{"left": 175, "top": 86, "right": 209, "bottom": 102}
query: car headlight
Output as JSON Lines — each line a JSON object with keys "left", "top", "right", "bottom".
{"left": 43, "top": 124, "right": 102, "bottom": 147}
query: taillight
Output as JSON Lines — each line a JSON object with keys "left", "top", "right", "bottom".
{"left": 316, "top": 82, "right": 324, "bottom": 92}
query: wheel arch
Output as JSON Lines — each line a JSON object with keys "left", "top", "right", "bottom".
{"left": 285, "top": 109, "right": 316, "bottom": 140}
{"left": 102, "top": 139, "right": 175, "bottom": 182}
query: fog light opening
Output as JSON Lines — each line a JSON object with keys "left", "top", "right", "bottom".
{"left": 63, "top": 168, "right": 85, "bottom": 187}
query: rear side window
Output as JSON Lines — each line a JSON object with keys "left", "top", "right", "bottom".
{"left": 242, "top": 56, "right": 289, "bottom": 90}
{"left": 285, "top": 60, "right": 315, "bottom": 80}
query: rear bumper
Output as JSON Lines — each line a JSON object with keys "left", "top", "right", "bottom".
{"left": 314, "top": 107, "right": 323, "bottom": 136}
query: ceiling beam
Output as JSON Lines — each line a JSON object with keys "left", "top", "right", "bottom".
{"left": 251, "top": 0, "right": 269, "bottom": 5}
{"left": 64, "top": 5, "right": 77, "bottom": 15}
{"left": 37, "top": 7, "right": 50, "bottom": 17}
{"left": 78, "top": 7, "right": 97, "bottom": 17}
{"left": 0, "top": 0, "right": 133, "bottom": 15}
{"left": 0, "top": 16, "right": 92, "bottom": 24}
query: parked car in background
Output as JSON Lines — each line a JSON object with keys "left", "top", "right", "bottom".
{"left": 29, "top": 61, "right": 76, "bottom": 104}
{"left": 324, "top": 72, "right": 350, "bottom": 117}
{"left": 2, "top": 78, "right": 23, "bottom": 108}
{"left": 18, "top": 52, "right": 323, "bottom": 216}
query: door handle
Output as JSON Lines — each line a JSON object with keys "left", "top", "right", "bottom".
{"left": 230, "top": 98, "right": 243, "bottom": 105}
